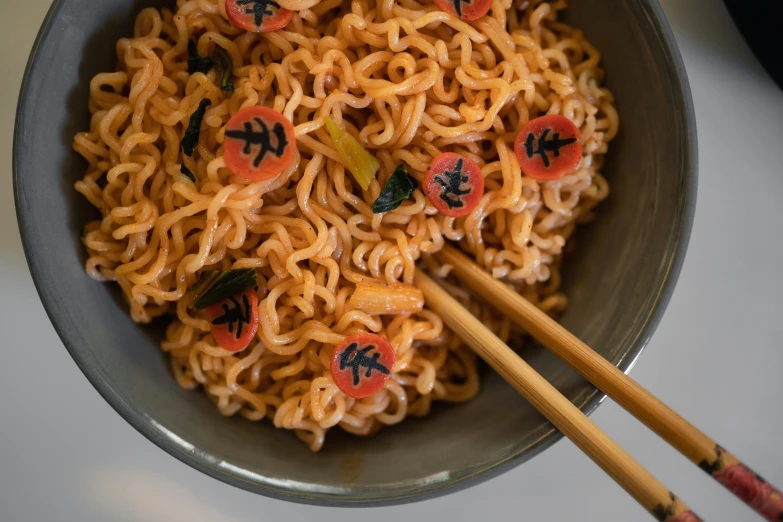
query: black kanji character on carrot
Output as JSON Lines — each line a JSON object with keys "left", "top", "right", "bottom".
{"left": 225, "top": 117, "right": 289, "bottom": 168}
{"left": 206, "top": 289, "right": 259, "bottom": 352}
{"left": 514, "top": 115, "right": 582, "bottom": 181}
{"left": 211, "top": 293, "right": 252, "bottom": 340}
{"left": 450, "top": 0, "right": 471, "bottom": 17}
{"left": 236, "top": 0, "right": 281, "bottom": 27}
{"left": 433, "top": 0, "right": 492, "bottom": 21}
{"left": 224, "top": 106, "right": 295, "bottom": 181}
{"left": 339, "top": 342, "right": 391, "bottom": 386}
{"left": 424, "top": 153, "right": 484, "bottom": 217}
{"left": 435, "top": 158, "right": 471, "bottom": 209}
{"left": 523, "top": 128, "right": 577, "bottom": 168}
{"left": 226, "top": 0, "right": 292, "bottom": 32}
{"left": 331, "top": 333, "right": 396, "bottom": 398}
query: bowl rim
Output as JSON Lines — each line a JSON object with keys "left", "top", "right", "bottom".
{"left": 13, "top": 0, "right": 698, "bottom": 507}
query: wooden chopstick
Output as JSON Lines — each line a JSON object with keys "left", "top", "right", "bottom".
{"left": 437, "top": 244, "right": 783, "bottom": 522}
{"left": 414, "top": 271, "right": 701, "bottom": 521}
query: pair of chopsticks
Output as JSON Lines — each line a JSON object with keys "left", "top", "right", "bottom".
{"left": 415, "top": 245, "right": 782, "bottom": 522}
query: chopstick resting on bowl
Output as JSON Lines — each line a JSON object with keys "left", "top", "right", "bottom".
{"left": 425, "top": 245, "right": 783, "bottom": 522}
{"left": 415, "top": 270, "right": 701, "bottom": 521}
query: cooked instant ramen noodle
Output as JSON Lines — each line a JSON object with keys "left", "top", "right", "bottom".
{"left": 73, "top": 0, "right": 616, "bottom": 451}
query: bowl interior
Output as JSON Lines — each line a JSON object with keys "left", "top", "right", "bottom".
{"left": 14, "top": 0, "right": 695, "bottom": 506}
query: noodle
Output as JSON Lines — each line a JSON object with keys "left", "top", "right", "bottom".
{"left": 73, "top": 0, "right": 615, "bottom": 451}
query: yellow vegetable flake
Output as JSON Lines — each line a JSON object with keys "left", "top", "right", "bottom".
{"left": 324, "top": 116, "right": 380, "bottom": 190}
{"left": 349, "top": 282, "right": 424, "bottom": 315}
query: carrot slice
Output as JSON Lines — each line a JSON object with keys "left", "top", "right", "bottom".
{"left": 423, "top": 152, "right": 484, "bottom": 217}
{"left": 514, "top": 114, "right": 582, "bottom": 181}
{"left": 223, "top": 106, "right": 295, "bottom": 182}
{"left": 331, "top": 333, "right": 396, "bottom": 399}
{"left": 432, "top": 0, "right": 493, "bottom": 22}
{"left": 225, "top": 0, "right": 293, "bottom": 33}
{"left": 206, "top": 289, "right": 259, "bottom": 353}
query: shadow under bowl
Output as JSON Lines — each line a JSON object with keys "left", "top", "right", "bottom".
{"left": 13, "top": 0, "right": 697, "bottom": 506}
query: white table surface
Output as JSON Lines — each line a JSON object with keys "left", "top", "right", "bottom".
{"left": 2, "top": 1, "right": 782, "bottom": 520}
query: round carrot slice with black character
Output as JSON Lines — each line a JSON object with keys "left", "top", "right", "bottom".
{"left": 433, "top": 0, "right": 493, "bottom": 22}
{"left": 514, "top": 114, "right": 582, "bottom": 181}
{"left": 423, "top": 152, "right": 484, "bottom": 217}
{"left": 331, "top": 333, "right": 396, "bottom": 399}
{"left": 224, "top": 106, "right": 295, "bottom": 182}
{"left": 225, "top": 0, "right": 293, "bottom": 33}
{"left": 206, "top": 289, "right": 259, "bottom": 352}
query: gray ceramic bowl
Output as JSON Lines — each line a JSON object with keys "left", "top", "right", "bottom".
{"left": 14, "top": 0, "right": 696, "bottom": 507}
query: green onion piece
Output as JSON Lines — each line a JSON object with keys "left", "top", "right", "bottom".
{"left": 213, "top": 46, "right": 235, "bottom": 94}
{"left": 181, "top": 99, "right": 211, "bottom": 157}
{"left": 180, "top": 165, "right": 196, "bottom": 182}
{"left": 188, "top": 40, "right": 214, "bottom": 74}
{"left": 371, "top": 164, "right": 417, "bottom": 214}
{"left": 192, "top": 269, "right": 259, "bottom": 310}
{"left": 190, "top": 271, "right": 222, "bottom": 307}
{"left": 324, "top": 116, "right": 380, "bottom": 191}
